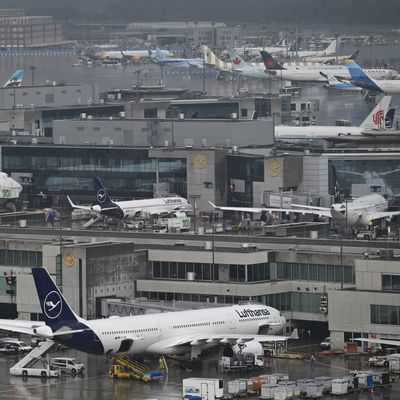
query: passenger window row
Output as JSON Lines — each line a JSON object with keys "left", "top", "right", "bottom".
{"left": 102, "top": 327, "right": 158, "bottom": 335}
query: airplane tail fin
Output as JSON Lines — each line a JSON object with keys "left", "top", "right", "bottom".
{"left": 324, "top": 39, "right": 337, "bottom": 55}
{"left": 360, "top": 96, "right": 392, "bottom": 130}
{"left": 147, "top": 48, "right": 158, "bottom": 63}
{"left": 202, "top": 45, "right": 230, "bottom": 70}
{"left": 385, "top": 108, "right": 396, "bottom": 128}
{"left": 31, "top": 267, "right": 80, "bottom": 328}
{"left": 155, "top": 47, "right": 166, "bottom": 61}
{"left": 227, "top": 48, "right": 249, "bottom": 70}
{"left": 260, "top": 51, "right": 286, "bottom": 70}
{"left": 93, "top": 176, "right": 115, "bottom": 208}
{"left": 3, "top": 70, "right": 24, "bottom": 88}
{"left": 345, "top": 59, "right": 381, "bottom": 92}
{"left": 349, "top": 49, "right": 360, "bottom": 60}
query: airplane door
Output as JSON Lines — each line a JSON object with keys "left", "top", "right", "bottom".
{"left": 229, "top": 311, "right": 236, "bottom": 331}
{"left": 201, "top": 382, "right": 208, "bottom": 400}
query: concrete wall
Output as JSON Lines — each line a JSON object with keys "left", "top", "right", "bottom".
{"left": 53, "top": 118, "right": 274, "bottom": 148}
{"left": 0, "top": 84, "right": 99, "bottom": 110}
{"left": 301, "top": 156, "right": 329, "bottom": 194}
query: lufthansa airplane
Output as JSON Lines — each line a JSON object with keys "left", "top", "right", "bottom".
{"left": 68, "top": 177, "right": 191, "bottom": 226}
{"left": 0, "top": 268, "right": 292, "bottom": 358}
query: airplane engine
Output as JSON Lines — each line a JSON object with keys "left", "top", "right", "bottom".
{"left": 130, "top": 210, "right": 150, "bottom": 220}
{"left": 33, "top": 325, "right": 54, "bottom": 338}
{"left": 170, "top": 211, "right": 186, "bottom": 218}
{"left": 91, "top": 205, "right": 102, "bottom": 213}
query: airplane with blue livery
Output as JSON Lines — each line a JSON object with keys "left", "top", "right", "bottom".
{"left": 345, "top": 59, "right": 400, "bottom": 94}
{"left": 0, "top": 268, "right": 293, "bottom": 359}
{"left": 3, "top": 70, "right": 24, "bottom": 88}
{"left": 322, "top": 73, "right": 362, "bottom": 92}
{"left": 148, "top": 48, "right": 203, "bottom": 68}
{"left": 67, "top": 177, "right": 191, "bottom": 227}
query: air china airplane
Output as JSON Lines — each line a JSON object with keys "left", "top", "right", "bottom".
{"left": 0, "top": 268, "right": 292, "bottom": 358}
{"left": 210, "top": 193, "right": 400, "bottom": 229}
{"left": 346, "top": 59, "right": 400, "bottom": 94}
{"left": 275, "top": 96, "right": 392, "bottom": 140}
{"left": 68, "top": 177, "right": 191, "bottom": 227}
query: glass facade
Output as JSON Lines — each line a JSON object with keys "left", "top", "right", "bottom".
{"left": 0, "top": 249, "right": 42, "bottom": 268}
{"left": 371, "top": 304, "right": 400, "bottom": 325}
{"left": 229, "top": 263, "right": 270, "bottom": 282}
{"left": 166, "top": 102, "right": 239, "bottom": 119}
{"left": 329, "top": 159, "right": 400, "bottom": 207}
{"left": 138, "top": 290, "right": 322, "bottom": 314}
{"left": 2, "top": 146, "right": 187, "bottom": 206}
{"left": 382, "top": 274, "right": 400, "bottom": 291}
{"left": 227, "top": 155, "right": 264, "bottom": 206}
{"left": 277, "top": 262, "right": 355, "bottom": 284}
{"left": 152, "top": 261, "right": 218, "bottom": 281}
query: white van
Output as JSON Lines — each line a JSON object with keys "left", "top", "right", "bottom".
{"left": 0, "top": 340, "right": 32, "bottom": 354}
{"left": 51, "top": 358, "right": 85, "bottom": 374}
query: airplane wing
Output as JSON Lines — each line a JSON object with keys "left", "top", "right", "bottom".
{"left": 0, "top": 320, "right": 90, "bottom": 337}
{"left": 209, "top": 202, "right": 332, "bottom": 218}
{"left": 0, "top": 319, "right": 45, "bottom": 335}
{"left": 367, "top": 211, "right": 400, "bottom": 221}
{"left": 147, "top": 329, "right": 298, "bottom": 352}
{"left": 67, "top": 196, "right": 92, "bottom": 212}
{"left": 354, "top": 337, "right": 400, "bottom": 347}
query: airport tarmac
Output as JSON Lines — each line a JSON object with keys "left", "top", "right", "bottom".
{"left": 0, "top": 346, "right": 398, "bottom": 399}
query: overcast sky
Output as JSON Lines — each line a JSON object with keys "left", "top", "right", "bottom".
{"left": 3, "top": 0, "right": 400, "bottom": 25}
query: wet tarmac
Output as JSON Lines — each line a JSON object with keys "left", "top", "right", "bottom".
{"left": 0, "top": 345, "right": 398, "bottom": 400}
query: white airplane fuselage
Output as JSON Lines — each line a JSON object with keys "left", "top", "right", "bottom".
{"left": 275, "top": 125, "right": 365, "bottom": 139}
{"left": 80, "top": 304, "right": 285, "bottom": 356}
{"left": 330, "top": 194, "right": 387, "bottom": 227}
{"left": 270, "top": 66, "right": 396, "bottom": 82}
{"left": 95, "top": 196, "right": 190, "bottom": 219}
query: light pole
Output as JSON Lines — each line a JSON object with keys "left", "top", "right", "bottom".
{"left": 189, "top": 194, "right": 200, "bottom": 233}
{"left": 30, "top": 66, "right": 36, "bottom": 86}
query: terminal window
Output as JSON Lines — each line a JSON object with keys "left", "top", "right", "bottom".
{"left": 382, "top": 274, "right": 400, "bottom": 291}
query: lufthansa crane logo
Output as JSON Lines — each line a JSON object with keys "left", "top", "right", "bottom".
{"left": 43, "top": 291, "right": 62, "bottom": 319}
{"left": 97, "top": 189, "right": 106, "bottom": 203}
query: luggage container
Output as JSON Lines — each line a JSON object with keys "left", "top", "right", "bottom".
{"left": 346, "top": 376, "right": 359, "bottom": 392}
{"left": 182, "top": 378, "right": 224, "bottom": 400}
{"left": 273, "top": 373, "right": 289, "bottom": 382}
{"left": 357, "top": 373, "right": 374, "bottom": 390}
{"left": 331, "top": 378, "right": 348, "bottom": 395}
{"left": 297, "top": 379, "right": 314, "bottom": 395}
{"left": 261, "top": 383, "right": 279, "bottom": 399}
{"left": 277, "top": 381, "right": 293, "bottom": 398}
{"left": 306, "top": 382, "right": 324, "bottom": 398}
{"left": 227, "top": 380, "right": 246, "bottom": 395}
{"left": 388, "top": 353, "right": 400, "bottom": 372}
{"left": 315, "top": 376, "right": 332, "bottom": 391}
{"left": 273, "top": 387, "right": 291, "bottom": 400}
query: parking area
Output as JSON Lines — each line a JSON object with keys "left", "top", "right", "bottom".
{"left": 0, "top": 346, "right": 398, "bottom": 399}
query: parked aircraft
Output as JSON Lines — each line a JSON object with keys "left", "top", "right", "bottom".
{"left": 227, "top": 49, "right": 269, "bottom": 79}
{"left": 67, "top": 177, "right": 191, "bottom": 227}
{"left": 234, "top": 38, "right": 289, "bottom": 57}
{"left": 0, "top": 268, "right": 294, "bottom": 359}
{"left": 346, "top": 59, "right": 400, "bottom": 94}
{"left": 285, "top": 39, "right": 338, "bottom": 59}
{"left": 322, "top": 73, "right": 362, "bottom": 92}
{"left": 275, "top": 96, "right": 392, "bottom": 140}
{"left": 148, "top": 48, "right": 203, "bottom": 68}
{"left": 202, "top": 45, "right": 264, "bottom": 73}
{"left": 95, "top": 48, "right": 172, "bottom": 60}
{"left": 260, "top": 51, "right": 398, "bottom": 82}
{"left": 306, "top": 49, "right": 360, "bottom": 64}
{"left": 3, "top": 70, "right": 24, "bottom": 88}
{"left": 210, "top": 193, "right": 400, "bottom": 229}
